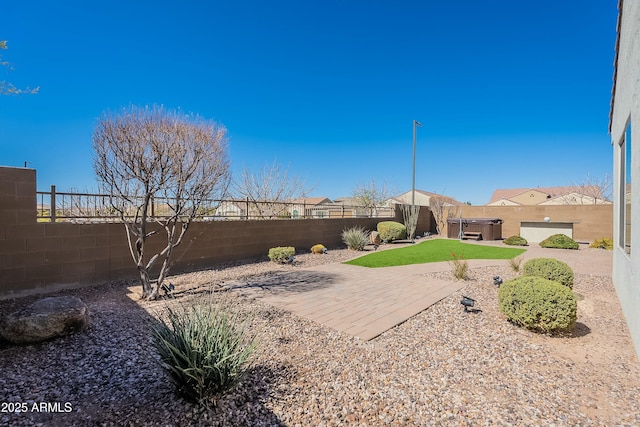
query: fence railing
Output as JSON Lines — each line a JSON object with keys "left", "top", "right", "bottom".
{"left": 36, "top": 186, "right": 394, "bottom": 222}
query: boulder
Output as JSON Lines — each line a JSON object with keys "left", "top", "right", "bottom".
{"left": 370, "top": 231, "right": 382, "bottom": 245}
{"left": 0, "top": 296, "right": 90, "bottom": 344}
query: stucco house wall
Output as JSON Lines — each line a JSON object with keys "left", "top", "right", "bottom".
{"left": 610, "top": 0, "right": 640, "bottom": 358}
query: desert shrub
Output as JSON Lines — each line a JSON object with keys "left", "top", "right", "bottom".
{"left": 539, "top": 233, "right": 579, "bottom": 250}
{"left": 268, "top": 246, "right": 295, "bottom": 263}
{"left": 503, "top": 235, "right": 528, "bottom": 246}
{"left": 508, "top": 255, "right": 524, "bottom": 273}
{"left": 311, "top": 244, "right": 327, "bottom": 254}
{"left": 342, "top": 226, "right": 370, "bottom": 251}
{"left": 377, "top": 221, "right": 406, "bottom": 242}
{"left": 498, "top": 276, "right": 577, "bottom": 333}
{"left": 151, "top": 294, "right": 257, "bottom": 405}
{"left": 449, "top": 252, "right": 469, "bottom": 280}
{"left": 589, "top": 237, "right": 613, "bottom": 250}
{"left": 522, "top": 257, "right": 574, "bottom": 289}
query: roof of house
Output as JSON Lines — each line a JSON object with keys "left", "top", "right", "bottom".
{"left": 290, "top": 197, "right": 332, "bottom": 205}
{"left": 391, "top": 189, "right": 464, "bottom": 206}
{"left": 487, "top": 186, "right": 606, "bottom": 205}
{"left": 610, "top": 0, "right": 624, "bottom": 132}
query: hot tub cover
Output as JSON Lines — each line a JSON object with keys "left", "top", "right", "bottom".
{"left": 446, "top": 218, "right": 503, "bottom": 225}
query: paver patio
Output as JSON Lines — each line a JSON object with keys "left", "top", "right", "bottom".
{"left": 228, "top": 261, "right": 478, "bottom": 340}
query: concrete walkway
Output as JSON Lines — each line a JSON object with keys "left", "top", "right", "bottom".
{"left": 228, "top": 240, "right": 612, "bottom": 341}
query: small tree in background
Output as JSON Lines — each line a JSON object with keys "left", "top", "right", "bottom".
{"left": 567, "top": 173, "right": 612, "bottom": 205}
{"left": 351, "top": 179, "right": 392, "bottom": 217}
{"left": 1, "top": 40, "right": 39, "bottom": 95}
{"left": 233, "top": 160, "right": 313, "bottom": 218}
{"left": 430, "top": 195, "right": 460, "bottom": 236}
{"left": 93, "top": 105, "right": 230, "bottom": 300}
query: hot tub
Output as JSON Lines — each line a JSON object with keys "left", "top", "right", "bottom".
{"left": 447, "top": 218, "right": 503, "bottom": 240}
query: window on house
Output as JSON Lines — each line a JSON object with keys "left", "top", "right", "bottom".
{"left": 620, "top": 121, "right": 632, "bottom": 255}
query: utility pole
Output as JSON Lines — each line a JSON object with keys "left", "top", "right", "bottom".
{"left": 412, "top": 119, "right": 422, "bottom": 207}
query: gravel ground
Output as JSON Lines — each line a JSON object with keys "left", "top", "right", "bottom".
{"left": 1, "top": 246, "right": 639, "bottom": 426}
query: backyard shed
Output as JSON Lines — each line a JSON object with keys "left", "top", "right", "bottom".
{"left": 447, "top": 218, "right": 503, "bottom": 241}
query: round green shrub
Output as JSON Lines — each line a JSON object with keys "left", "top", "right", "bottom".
{"left": 539, "top": 233, "right": 579, "bottom": 250}
{"left": 377, "top": 221, "right": 406, "bottom": 241}
{"left": 589, "top": 237, "right": 613, "bottom": 250}
{"left": 498, "top": 276, "right": 577, "bottom": 333}
{"left": 503, "top": 235, "right": 528, "bottom": 246}
{"left": 522, "top": 257, "right": 574, "bottom": 289}
{"left": 268, "top": 246, "right": 295, "bottom": 263}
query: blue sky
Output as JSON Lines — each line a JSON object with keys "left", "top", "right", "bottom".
{"left": 1, "top": 1, "right": 617, "bottom": 205}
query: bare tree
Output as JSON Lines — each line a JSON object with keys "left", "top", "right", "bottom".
{"left": 430, "top": 195, "right": 460, "bottom": 236}
{"left": 351, "top": 180, "right": 392, "bottom": 217}
{"left": 566, "top": 173, "right": 613, "bottom": 205}
{"left": 233, "top": 160, "right": 313, "bottom": 218}
{"left": 1, "top": 40, "right": 38, "bottom": 95}
{"left": 93, "top": 105, "right": 230, "bottom": 300}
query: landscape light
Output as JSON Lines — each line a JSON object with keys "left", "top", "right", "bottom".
{"left": 460, "top": 295, "right": 476, "bottom": 312}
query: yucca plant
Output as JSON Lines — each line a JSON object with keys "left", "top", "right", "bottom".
{"left": 151, "top": 294, "right": 257, "bottom": 405}
{"left": 342, "top": 226, "right": 370, "bottom": 251}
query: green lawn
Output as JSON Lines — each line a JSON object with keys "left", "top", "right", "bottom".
{"left": 344, "top": 239, "right": 526, "bottom": 268}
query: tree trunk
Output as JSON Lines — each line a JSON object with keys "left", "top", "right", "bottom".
{"left": 138, "top": 268, "right": 158, "bottom": 300}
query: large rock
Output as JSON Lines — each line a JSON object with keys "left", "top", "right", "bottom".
{"left": 0, "top": 296, "right": 90, "bottom": 344}
{"left": 370, "top": 231, "right": 382, "bottom": 245}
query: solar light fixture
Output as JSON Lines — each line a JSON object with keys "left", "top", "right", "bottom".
{"left": 460, "top": 295, "right": 476, "bottom": 312}
{"left": 161, "top": 282, "right": 175, "bottom": 298}
{"left": 493, "top": 276, "right": 503, "bottom": 287}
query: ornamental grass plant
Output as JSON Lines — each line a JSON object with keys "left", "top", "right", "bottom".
{"left": 342, "top": 226, "right": 370, "bottom": 251}
{"left": 508, "top": 255, "right": 524, "bottom": 273}
{"left": 151, "top": 293, "right": 258, "bottom": 406}
{"left": 449, "top": 252, "right": 469, "bottom": 280}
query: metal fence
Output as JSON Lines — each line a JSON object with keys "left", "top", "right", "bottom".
{"left": 36, "top": 185, "right": 394, "bottom": 222}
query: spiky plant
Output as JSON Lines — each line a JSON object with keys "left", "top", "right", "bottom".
{"left": 151, "top": 294, "right": 257, "bottom": 406}
{"left": 342, "top": 226, "right": 370, "bottom": 251}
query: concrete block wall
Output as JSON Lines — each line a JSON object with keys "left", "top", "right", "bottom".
{"left": 449, "top": 205, "right": 613, "bottom": 243}
{"left": 0, "top": 166, "right": 614, "bottom": 299}
{"left": 0, "top": 166, "right": 390, "bottom": 298}
{"left": 0, "top": 167, "right": 36, "bottom": 225}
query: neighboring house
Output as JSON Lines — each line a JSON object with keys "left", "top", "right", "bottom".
{"left": 215, "top": 200, "right": 246, "bottom": 218}
{"left": 389, "top": 189, "right": 463, "bottom": 207}
{"left": 289, "top": 197, "right": 332, "bottom": 218}
{"left": 609, "top": 0, "right": 639, "bottom": 357}
{"left": 539, "top": 192, "right": 610, "bottom": 206}
{"left": 334, "top": 196, "right": 393, "bottom": 217}
{"left": 486, "top": 186, "right": 611, "bottom": 206}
